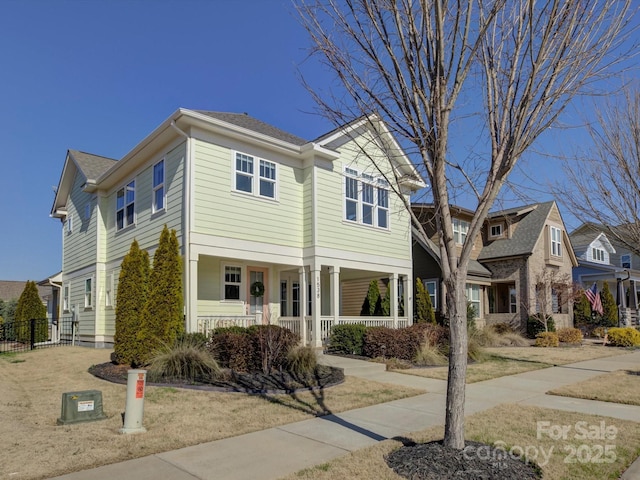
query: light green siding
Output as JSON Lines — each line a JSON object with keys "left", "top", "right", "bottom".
{"left": 65, "top": 273, "right": 96, "bottom": 337}
{"left": 193, "top": 139, "right": 304, "bottom": 247}
{"left": 196, "top": 256, "right": 245, "bottom": 316}
{"left": 315, "top": 138, "right": 412, "bottom": 259}
{"left": 63, "top": 171, "right": 98, "bottom": 273}
{"left": 105, "top": 142, "right": 185, "bottom": 263}
{"left": 302, "top": 167, "right": 313, "bottom": 247}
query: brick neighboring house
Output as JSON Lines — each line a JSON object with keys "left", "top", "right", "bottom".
{"left": 412, "top": 201, "right": 578, "bottom": 331}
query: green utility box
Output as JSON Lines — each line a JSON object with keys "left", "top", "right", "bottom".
{"left": 57, "top": 390, "right": 107, "bottom": 425}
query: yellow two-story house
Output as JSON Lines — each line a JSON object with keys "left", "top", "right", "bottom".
{"left": 51, "top": 109, "right": 424, "bottom": 347}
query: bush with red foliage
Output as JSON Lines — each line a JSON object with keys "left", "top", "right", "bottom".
{"left": 363, "top": 323, "right": 448, "bottom": 360}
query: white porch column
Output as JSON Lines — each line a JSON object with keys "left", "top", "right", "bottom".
{"left": 405, "top": 275, "right": 413, "bottom": 325}
{"left": 188, "top": 257, "right": 198, "bottom": 333}
{"left": 330, "top": 266, "right": 340, "bottom": 322}
{"left": 299, "top": 267, "right": 307, "bottom": 346}
{"left": 390, "top": 273, "right": 398, "bottom": 328}
{"left": 311, "top": 268, "right": 322, "bottom": 347}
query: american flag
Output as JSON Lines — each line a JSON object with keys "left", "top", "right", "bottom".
{"left": 585, "top": 282, "right": 603, "bottom": 315}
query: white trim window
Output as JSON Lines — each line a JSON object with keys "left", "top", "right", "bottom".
{"left": 465, "top": 283, "right": 481, "bottom": 318}
{"left": 490, "top": 223, "right": 502, "bottom": 238}
{"left": 105, "top": 273, "right": 113, "bottom": 307}
{"left": 453, "top": 218, "right": 469, "bottom": 244}
{"left": 66, "top": 214, "right": 73, "bottom": 234}
{"left": 153, "top": 159, "right": 165, "bottom": 212}
{"left": 234, "top": 152, "right": 277, "bottom": 199}
{"left": 343, "top": 168, "right": 390, "bottom": 229}
{"left": 591, "top": 247, "right": 606, "bottom": 263}
{"left": 63, "top": 285, "right": 70, "bottom": 312}
{"left": 224, "top": 266, "right": 242, "bottom": 300}
{"left": 84, "top": 277, "right": 93, "bottom": 309}
{"left": 116, "top": 180, "right": 135, "bottom": 230}
{"left": 425, "top": 280, "right": 437, "bottom": 309}
{"left": 550, "top": 226, "right": 562, "bottom": 257}
{"left": 621, "top": 254, "right": 632, "bottom": 269}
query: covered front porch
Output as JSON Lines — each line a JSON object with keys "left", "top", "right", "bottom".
{"left": 580, "top": 270, "right": 640, "bottom": 327}
{"left": 190, "top": 254, "right": 412, "bottom": 346}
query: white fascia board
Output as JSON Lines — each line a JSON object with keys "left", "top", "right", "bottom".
{"left": 303, "top": 245, "right": 413, "bottom": 272}
{"left": 51, "top": 153, "right": 78, "bottom": 217}
{"left": 593, "top": 232, "right": 616, "bottom": 254}
{"left": 299, "top": 142, "right": 340, "bottom": 161}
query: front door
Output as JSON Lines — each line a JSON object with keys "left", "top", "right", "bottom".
{"left": 247, "top": 267, "right": 268, "bottom": 324}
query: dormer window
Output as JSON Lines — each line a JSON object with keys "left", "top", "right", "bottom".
{"left": 490, "top": 223, "right": 503, "bottom": 238}
{"left": 621, "top": 254, "right": 632, "bottom": 269}
{"left": 592, "top": 247, "right": 606, "bottom": 263}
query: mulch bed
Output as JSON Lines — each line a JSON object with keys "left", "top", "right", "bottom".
{"left": 386, "top": 440, "right": 542, "bottom": 479}
{"left": 89, "top": 362, "right": 345, "bottom": 394}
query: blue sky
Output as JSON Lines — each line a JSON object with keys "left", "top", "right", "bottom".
{"left": 0, "top": 1, "right": 634, "bottom": 281}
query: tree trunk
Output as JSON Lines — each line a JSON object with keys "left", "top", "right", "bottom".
{"left": 443, "top": 274, "right": 468, "bottom": 449}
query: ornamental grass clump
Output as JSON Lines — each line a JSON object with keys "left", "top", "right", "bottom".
{"left": 556, "top": 327, "right": 583, "bottom": 345}
{"left": 148, "top": 337, "right": 221, "bottom": 382}
{"left": 534, "top": 331, "right": 559, "bottom": 347}
{"left": 286, "top": 345, "right": 317, "bottom": 375}
{"left": 414, "top": 336, "right": 447, "bottom": 366}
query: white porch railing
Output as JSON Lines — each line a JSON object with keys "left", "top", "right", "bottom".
{"left": 197, "top": 315, "right": 260, "bottom": 335}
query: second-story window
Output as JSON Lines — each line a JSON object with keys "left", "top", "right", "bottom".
{"left": 116, "top": 180, "right": 135, "bottom": 231}
{"left": 592, "top": 247, "right": 606, "bottom": 263}
{"left": 490, "top": 224, "right": 502, "bottom": 237}
{"left": 235, "top": 152, "right": 277, "bottom": 199}
{"left": 84, "top": 278, "right": 93, "bottom": 308}
{"left": 550, "top": 226, "right": 562, "bottom": 257}
{"left": 343, "top": 168, "right": 390, "bottom": 229}
{"left": 621, "top": 254, "right": 632, "bottom": 269}
{"left": 453, "top": 218, "right": 469, "bottom": 244}
{"left": 153, "top": 160, "right": 165, "bottom": 212}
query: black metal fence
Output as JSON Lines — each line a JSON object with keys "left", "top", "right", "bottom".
{"left": 0, "top": 317, "right": 76, "bottom": 354}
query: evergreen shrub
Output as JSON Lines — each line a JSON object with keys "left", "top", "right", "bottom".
{"left": 527, "top": 315, "right": 555, "bottom": 338}
{"left": 328, "top": 323, "right": 367, "bottom": 355}
{"left": 14, "top": 281, "right": 48, "bottom": 343}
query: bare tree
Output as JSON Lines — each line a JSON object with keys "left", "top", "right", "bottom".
{"left": 561, "top": 85, "right": 640, "bottom": 254}
{"left": 297, "top": 0, "right": 633, "bottom": 449}
{"left": 524, "top": 270, "right": 573, "bottom": 333}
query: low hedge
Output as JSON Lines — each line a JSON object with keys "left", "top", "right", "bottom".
{"left": 527, "top": 316, "right": 556, "bottom": 338}
{"left": 328, "top": 323, "right": 367, "bottom": 355}
{"left": 606, "top": 327, "right": 640, "bottom": 347}
{"left": 363, "top": 323, "right": 448, "bottom": 361}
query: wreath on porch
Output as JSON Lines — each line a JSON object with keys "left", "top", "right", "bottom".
{"left": 250, "top": 281, "right": 265, "bottom": 298}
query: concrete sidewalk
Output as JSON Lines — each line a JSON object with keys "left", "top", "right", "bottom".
{"left": 51, "top": 350, "right": 640, "bottom": 480}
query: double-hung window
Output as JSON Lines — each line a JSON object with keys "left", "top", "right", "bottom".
{"left": 550, "top": 226, "right": 562, "bottom": 257}
{"left": 84, "top": 278, "right": 93, "bottom": 309}
{"left": 235, "top": 152, "right": 277, "bottom": 199}
{"left": 465, "top": 284, "right": 480, "bottom": 318}
{"left": 66, "top": 215, "right": 73, "bottom": 234}
{"left": 592, "top": 247, "right": 605, "bottom": 263}
{"left": 453, "top": 218, "right": 469, "bottom": 244}
{"left": 343, "top": 168, "right": 390, "bottom": 229}
{"left": 224, "top": 266, "right": 241, "bottom": 300}
{"left": 63, "top": 285, "right": 70, "bottom": 312}
{"left": 425, "top": 281, "right": 437, "bottom": 309}
{"left": 153, "top": 160, "right": 165, "bottom": 212}
{"left": 116, "top": 180, "right": 135, "bottom": 230}
{"left": 621, "top": 254, "right": 632, "bottom": 269}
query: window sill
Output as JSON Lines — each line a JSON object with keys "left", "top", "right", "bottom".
{"left": 231, "top": 190, "right": 279, "bottom": 204}
{"left": 115, "top": 223, "right": 136, "bottom": 235}
{"left": 84, "top": 307, "right": 93, "bottom": 312}
{"left": 151, "top": 208, "right": 166, "bottom": 220}
{"left": 342, "top": 219, "right": 391, "bottom": 233}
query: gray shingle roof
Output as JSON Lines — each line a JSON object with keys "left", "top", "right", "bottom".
{"left": 195, "top": 111, "right": 308, "bottom": 146}
{"left": 0, "top": 281, "right": 49, "bottom": 302}
{"left": 479, "top": 201, "right": 555, "bottom": 260}
{"left": 68, "top": 150, "right": 117, "bottom": 181}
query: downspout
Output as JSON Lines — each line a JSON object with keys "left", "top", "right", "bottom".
{"left": 170, "top": 120, "right": 192, "bottom": 331}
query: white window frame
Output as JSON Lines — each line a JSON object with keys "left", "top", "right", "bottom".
{"left": 152, "top": 159, "right": 165, "bottom": 213}
{"left": 621, "top": 254, "right": 632, "bottom": 269}
{"left": 63, "top": 285, "right": 70, "bottom": 312}
{"left": 509, "top": 286, "right": 517, "bottom": 313}
{"left": 490, "top": 223, "right": 502, "bottom": 238}
{"left": 105, "top": 273, "right": 113, "bottom": 307}
{"left": 116, "top": 180, "right": 136, "bottom": 231}
{"left": 424, "top": 280, "right": 437, "bottom": 309}
{"left": 592, "top": 247, "right": 606, "bottom": 263}
{"left": 465, "top": 283, "right": 481, "bottom": 318}
{"left": 550, "top": 226, "right": 562, "bottom": 257}
{"left": 343, "top": 168, "right": 390, "bottom": 229}
{"left": 453, "top": 218, "right": 469, "bottom": 244}
{"left": 67, "top": 214, "right": 73, "bottom": 234}
{"left": 234, "top": 152, "right": 277, "bottom": 199}
{"left": 84, "top": 277, "right": 93, "bottom": 309}
{"left": 223, "top": 265, "right": 242, "bottom": 301}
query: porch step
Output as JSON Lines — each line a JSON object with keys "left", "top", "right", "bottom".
{"left": 317, "top": 353, "right": 387, "bottom": 377}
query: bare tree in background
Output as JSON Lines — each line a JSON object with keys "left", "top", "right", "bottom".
{"left": 562, "top": 85, "right": 640, "bottom": 254}
{"left": 297, "top": 0, "right": 633, "bottom": 449}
